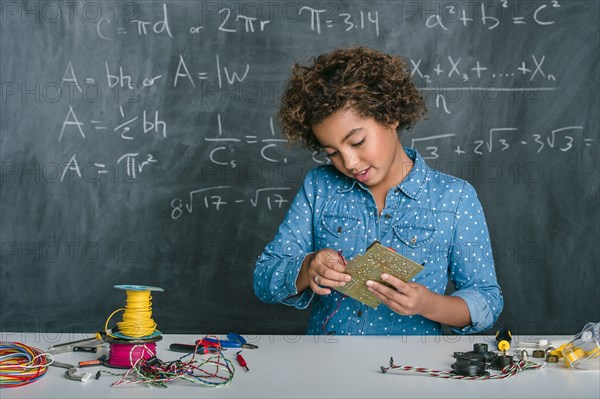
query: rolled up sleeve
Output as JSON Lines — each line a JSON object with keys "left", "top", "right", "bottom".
{"left": 448, "top": 182, "right": 504, "bottom": 334}
{"left": 254, "top": 170, "right": 318, "bottom": 309}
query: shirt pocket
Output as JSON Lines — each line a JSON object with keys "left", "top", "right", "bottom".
{"left": 390, "top": 209, "right": 439, "bottom": 281}
{"left": 392, "top": 224, "right": 437, "bottom": 272}
{"left": 316, "top": 196, "right": 364, "bottom": 247}
{"left": 392, "top": 207, "right": 438, "bottom": 249}
{"left": 321, "top": 213, "right": 360, "bottom": 238}
{"left": 393, "top": 224, "right": 436, "bottom": 248}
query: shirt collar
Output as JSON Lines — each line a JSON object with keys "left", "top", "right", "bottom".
{"left": 335, "top": 148, "right": 428, "bottom": 200}
{"left": 396, "top": 147, "right": 428, "bottom": 199}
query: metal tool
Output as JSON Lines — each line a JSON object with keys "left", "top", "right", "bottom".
{"left": 47, "top": 328, "right": 116, "bottom": 354}
{"left": 496, "top": 328, "right": 512, "bottom": 353}
{"left": 170, "top": 333, "right": 258, "bottom": 354}
{"left": 73, "top": 346, "right": 97, "bottom": 353}
{"left": 169, "top": 343, "right": 218, "bottom": 354}
{"left": 201, "top": 333, "right": 259, "bottom": 349}
{"left": 51, "top": 361, "right": 76, "bottom": 369}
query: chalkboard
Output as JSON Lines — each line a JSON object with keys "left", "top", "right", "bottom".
{"left": 1, "top": 0, "right": 598, "bottom": 337}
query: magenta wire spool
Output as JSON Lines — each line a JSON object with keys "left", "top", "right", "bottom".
{"left": 105, "top": 342, "right": 157, "bottom": 369}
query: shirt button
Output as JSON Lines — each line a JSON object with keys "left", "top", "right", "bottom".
{"left": 384, "top": 214, "right": 392, "bottom": 219}
{"left": 357, "top": 310, "right": 363, "bottom": 317}
{"left": 410, "top": 236, "right": 418, "bottom": 244}
{"left": 337, "top": 226, "right": 342, "bottom": 233}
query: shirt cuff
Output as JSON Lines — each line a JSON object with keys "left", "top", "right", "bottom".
{"left": 277, "top": 253, "right": 314, "bottom": 309}
{"left": 449, "top": 289, "right": 493, "bottom": 335}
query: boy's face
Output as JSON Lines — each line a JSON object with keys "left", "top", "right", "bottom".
{"left": 313, "top": 107, "right": 406, "bottom": 192}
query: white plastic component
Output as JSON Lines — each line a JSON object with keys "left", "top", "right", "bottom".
{"left": 563, "top": 322, "right": 600, "bottom": 370}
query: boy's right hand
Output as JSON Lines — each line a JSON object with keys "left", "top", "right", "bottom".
{"left": 299, "top": 249, "right": 352, "bottom": 295}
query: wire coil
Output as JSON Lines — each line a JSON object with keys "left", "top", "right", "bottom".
{"left": 106, "top": 289, "right": 159, "bottom": 339}
{"left": 0, "top": 342, "right": 51, "bottom": 388}
{"left": 108, "top": 340, "right": 235, "bottom": 388}
{"left": 105, "top": 342, "right": 157, "bottom": 369}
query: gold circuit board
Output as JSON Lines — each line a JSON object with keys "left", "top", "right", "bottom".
{"left": 334, "top": 241, "right": 424, "bottom": 308}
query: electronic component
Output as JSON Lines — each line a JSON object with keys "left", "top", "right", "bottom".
{"left": 236, "top": 351, "right": 249, "bottom": 371}
{"left": 452, "top": 353, "right": 487, "bottom": 377}
{"left": 334, "top": 241, "right": 423, "bottom": 308}
{"left": 495, "top": 354, "right": 514, "bottom": 369}
{"left": 532, "top": 350, "right": 545, "bottom": 358}
{"left": 78, "top": 355, "right": 107, "bottom": 368}
{"left": 454, "top": 343, "right": 515, "bottom": 372}
{"left": 518, "top": 350, "right": 529, "bottom": 361}
{"left": 382, "top": 343, "right": 543, "bottom": 380}
{"left": 452, "top": 343, "right": 513, "bottom": 377}
{"left": 546, "top": 355, "right": 559, "bottom": 363}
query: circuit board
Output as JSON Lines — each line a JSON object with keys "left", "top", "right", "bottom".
{"left": 334, "top": 241, "right": 424, "bottom": 308}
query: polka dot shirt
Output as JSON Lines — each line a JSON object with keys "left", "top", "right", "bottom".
{"left": 254, "top": 148, "right": 503, "bottom": 335}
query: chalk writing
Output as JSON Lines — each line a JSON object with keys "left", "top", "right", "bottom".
{"left": 411, "top": 54, "right": 557, "bottom": 85}
{"left": 116, "top": 153, "right": 158, "bottom": 178}
{"left": 420, "top": 1, "right": 560, "bottom": 31}
{"left": 299, "top": 6, "right": 379, "bottom": 36}
{"left": 170, "top": 186, "right": 292, "bottom": 219}
{"left": 218, "top": 7, "right": 271, "bottom": 33}
{"left": 411, "top": 125, "right": 592, "bottom": 159}
{"left": 17, "top": 1, "right": 595, "bottom": 201}
{"left": 59, "top": 153, "right": 158, "bottom": 182}
{"left": 130, "top": 3, "right": 173, "bottom": 37}
{"left": 204, "top": 114, "right": 289, "bottom": 168}
{"left": 58, "top": 105, "right": 167, "bottom": 143}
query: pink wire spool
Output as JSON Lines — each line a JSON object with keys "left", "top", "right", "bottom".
{"left": 104, "top": 342, "right": 157, "bottom": 369}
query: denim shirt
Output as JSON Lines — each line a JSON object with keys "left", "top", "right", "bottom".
{"left": 254, "top": 148, "right": 503, "bottom": 335}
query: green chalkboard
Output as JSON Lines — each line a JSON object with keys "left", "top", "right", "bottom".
{"left": 1, "top": 1, "right": 598, "bottom": 336}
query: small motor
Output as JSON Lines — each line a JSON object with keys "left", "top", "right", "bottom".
{"left": 452, "top": 343, "right": 514, "bottom": 376}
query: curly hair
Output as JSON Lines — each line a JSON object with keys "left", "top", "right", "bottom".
{"left": 278, "top": 46, "right": 427, "bottom": 151}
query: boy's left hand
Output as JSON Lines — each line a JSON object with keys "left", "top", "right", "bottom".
{"left": 366, "top": 273, "right": 434, "bottom": 316}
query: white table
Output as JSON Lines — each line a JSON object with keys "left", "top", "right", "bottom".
{"left": 1, "top": 333, "right": 598, "bottom": 398}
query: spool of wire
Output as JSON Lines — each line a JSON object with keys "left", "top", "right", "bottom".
{"left": 103, "top": 285, "right": 164, "bottom": 369}
{"left": 105, "top": 342, "right": 157, "bottom": 369}
{"left": 105, "top": 285, "right": 163, "bottom": 340}
{"left": 0, "top": 342, "right": 51, "bottom": 388}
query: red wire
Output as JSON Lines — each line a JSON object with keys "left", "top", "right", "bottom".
{"left": 322, "top": 251, "right": 349, "bottom": 334}
{"left": 321, "top": 293, "right": 347, "bottom": 334}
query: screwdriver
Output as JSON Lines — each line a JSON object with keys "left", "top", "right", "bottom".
{"left": 496, "top": 328, "right": 512, "bottom": 354}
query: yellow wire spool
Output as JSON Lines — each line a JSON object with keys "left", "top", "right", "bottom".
{"left": 105, "top": 285, "right": 163, "bottom": 339}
